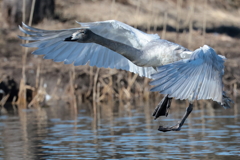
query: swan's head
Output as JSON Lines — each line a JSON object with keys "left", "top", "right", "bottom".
{"left": 64, "top": 28, "right": 93, "bottom": 43}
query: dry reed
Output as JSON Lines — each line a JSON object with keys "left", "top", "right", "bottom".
{"left": 0, "top": 94, "right": 9, "bottom": 106}
{"left": 147, "top": 0, "right": 153, "bottom": 33}
{"left": 188, "top": 0, "right": 194, "bottom": 50}
{"left": 162, "top": 12, "right": 168, "bottom": 39}
{"left": 93, "top": 68, "right": 100, "bottom": 102}
{"left": 111, "top": 0, "right": 116, "bottom": 18}
{"left": 134, "top": 0, "right": 140, "bottom": 29}
{"left": 202, "top": 0, "right": 207, "bottom": 45}
{"left": 17, "top": 0, "right": 36, "bottom": 108}
{"left": 68, "top": 65, "right": 77, "bottom": 110}
{"left": 176, "top": 0, "right": 182, "bottom": 42}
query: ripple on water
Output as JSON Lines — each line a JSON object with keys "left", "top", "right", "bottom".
{"left": 0, "top": 105, "right": 239, "bottom": 160}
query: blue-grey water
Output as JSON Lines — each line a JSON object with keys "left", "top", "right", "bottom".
{"left": 0, "top": 100, "right": 239, "bottom": 160}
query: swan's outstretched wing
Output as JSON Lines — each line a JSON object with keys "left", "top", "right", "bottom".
{"left": 76, "top": 20, "right": 159, "bottom": 49}
{"left": 18, "top": 20, "right": 159, "bottom": 78}
{"left": 150, "top": 45, "right": 225, "bottom": 103}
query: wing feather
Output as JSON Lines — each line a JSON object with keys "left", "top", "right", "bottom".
{"left": 150, "top": 45, "right": 225, "bottom": 103}
{"left": 19, "top": 20, "right": 157, "bottom": 78}
{"left": 77, "top": 20, "right": 159, "bottom": 49}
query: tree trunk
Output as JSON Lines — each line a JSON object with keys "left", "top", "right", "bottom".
{"left": 1, "top": 0, "right": 55, "bottom": 27}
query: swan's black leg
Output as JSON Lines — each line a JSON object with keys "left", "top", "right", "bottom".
{"left": 152, "top": 95, "right": 172, "bottom": 119}
{"left": 158, "top": 103, "right": 193, "bottom": 132}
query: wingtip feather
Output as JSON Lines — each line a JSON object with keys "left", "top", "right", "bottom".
{"left": 22, "top": 22, "right": 32, "bottom": 30}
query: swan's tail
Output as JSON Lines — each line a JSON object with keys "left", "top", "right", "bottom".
{"left": 150, "top": 45, "right": 231, "bottom": 107}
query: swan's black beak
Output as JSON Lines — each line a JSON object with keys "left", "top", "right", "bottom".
{"left": 64, "top": 36, "right": 77, "bottom": 41}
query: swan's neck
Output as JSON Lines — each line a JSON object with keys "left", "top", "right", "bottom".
{"left": 91, "top": 32, "right": 143, "bottom": 61}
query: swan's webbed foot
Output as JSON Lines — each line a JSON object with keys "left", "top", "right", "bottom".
{"left": 64, "top": 28, "right": 93, "bottom": 43}
{"left": 152, "top": 95, "right": 172, "bottom": 119}
{"left": 158, "top": 104, "right": 193, "bottom": 132}
{"left": 158, "top": 123, "right": 181, "bottom": 132}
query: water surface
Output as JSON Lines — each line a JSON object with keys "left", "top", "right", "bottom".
{"left": 0, "top": 101, "right": 239, "bottom": 160}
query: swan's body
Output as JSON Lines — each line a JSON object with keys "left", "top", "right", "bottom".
{"left": 19, "top": 20, "right": 233, "bottom": 131}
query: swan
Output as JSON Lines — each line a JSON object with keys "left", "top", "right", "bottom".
{"left": 18, "top": 20, "right": 233, "bottom": 132}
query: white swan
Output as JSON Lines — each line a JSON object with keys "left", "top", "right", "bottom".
{"left": 18, "top": 20, "right": 233, "bottom": 132}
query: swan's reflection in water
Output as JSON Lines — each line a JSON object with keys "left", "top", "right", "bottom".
{"left": 0, "top": 100, "right": 239, "bottom": 160}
